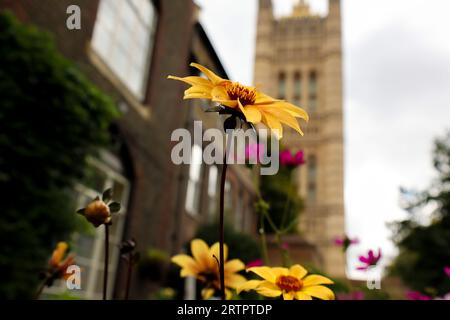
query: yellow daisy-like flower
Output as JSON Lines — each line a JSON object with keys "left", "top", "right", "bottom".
{"left": 168, "top": 63, "right": 309, "bottom": 139}
{"left": 48, "top": 242, "right": 75, "bottom": 280}
{"left": 171, "top": 239, "right": 247, "bottom": 299}
{"left": 237, "top": 264, "right": 335, "bottom": 300}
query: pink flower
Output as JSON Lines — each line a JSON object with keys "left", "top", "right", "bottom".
{"left": 435, "top": 293, "right": 450, "bottom": 300}
{"left": 281, "top": 242, "right": 289, "bottom": 250}
{"left": 334, "top": 235, "right": 359, "bottom": 251}
{"left": 244, "top": 143, "right": 264, "bottom": 164}
{"left": 280, "top": 149, "right": 305, "bottom": 167}
{"left": 444, "top": 266, "right": 450, "bottom": 277}
{"left": 406, "top": 291, "right": 432, "bottom": 300}
{"left": 336, "top": 291, "right": 365, "bottom": 300}
{"left": 246, "top": 259, "right": 263, "bottom": 268}
{"left": 356, "top": 248, "right": 382, "bottom": 271}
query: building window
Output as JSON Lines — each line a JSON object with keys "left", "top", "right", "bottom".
{"left": 92, "top": 0, "right": 158, "bottom": 100}
{"left": 224, "top": 180, "right": 232, "bottom": 214}
{"left": 278, "top": 72, "right": 286, "bottom": 99}
{"left": 307, "top": 155, "right": 317, "bottom": 203}
{"left": 207, "top": 165, "right": 218, "bottom": 221}
{"left": 185, "top": 145, "right": 203, "bottom": 215}
{"left": 44, "top": 155, "right": 130, "bottom": 299}
{"left": 294, "top": 72, "right": 301, "bottom": 105}
{"left": 308, "top": 71, "right": 317, "bottom": 111}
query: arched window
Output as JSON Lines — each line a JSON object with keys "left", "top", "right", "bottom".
{"left": 307, "top": 155, "right": 317, "bottom": 203}
{"left": 308, "top": 71, "right": 317, "bottom": 111}
{"left": 278, "top": 72, "right": 286, "bottom": 99}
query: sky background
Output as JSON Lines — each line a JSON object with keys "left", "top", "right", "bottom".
{"left": 194, "top": 0, "right": 450, "bottom": 278}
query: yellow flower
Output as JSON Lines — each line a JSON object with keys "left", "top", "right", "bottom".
{"left": 49, "top": 242, "right": 75, "bottom": 279}
{"left": 237, "top": 264, "right": 335, "bottom": 300}
{"left": 171, "top": 239, "right": 247, "bottom": 299}
{"left": 168, "top": 63, "right": 309, "bottom": 139}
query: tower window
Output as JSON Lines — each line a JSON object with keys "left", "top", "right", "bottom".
{"left": 308, "top": 71, "right": 317, "bottom": 111}
{"left": 307, "top": 155, "right": 317, "bottom": 203}
{"left": 278, "top": 72, "right": 286, "bottom": 99}
{"left": 294, "top": 72, "right": 302, "bottom": 105}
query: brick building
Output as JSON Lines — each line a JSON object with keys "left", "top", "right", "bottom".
{"left": 1, "top": 0, "right": 258, "bottom": 299}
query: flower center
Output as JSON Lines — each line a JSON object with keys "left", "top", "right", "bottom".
{"left": 276, "top": 275, "right": 303, "bottom": 292}
{"left": 199, "top": 270, "right": 219, "bottom": 284}
{"left": 225, "top": 82, "right": 257, "bottom": 106}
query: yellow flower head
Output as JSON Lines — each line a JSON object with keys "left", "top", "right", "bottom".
{"left": 238, "top": 264, "right": 335, "bottom": 300}
{"left": 171, "top": 239, "right": 247, "bottom": 299}
{"left": 168, "top": 63, "right": 309, "bottom": 139}
{"left": 48, "top": 242, "right": 75, "bottom": 279}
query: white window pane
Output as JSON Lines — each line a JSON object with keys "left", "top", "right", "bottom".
{"left": 189, "top": 145, "right": 203, "bottom": 181}
{"left": 92, "top": 0, "right": 157, "bottom": 100}
{"left": 208, "top": 166, "right": 218, "bottom": 197}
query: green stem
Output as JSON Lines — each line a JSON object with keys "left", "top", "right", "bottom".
{"left": 103, "top": 224, "right": 109, "bottom": 300}
{"left": 219, "top": 151, "right": 227, "bottom": 300}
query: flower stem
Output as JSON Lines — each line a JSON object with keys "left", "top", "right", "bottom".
{"left": 124, "top": 255, "right": 133, "bottom": 300}
{"left": 219, "top": 151, "right": 228, "bottom": 301}
{"left": 34, "top": 278, "right": 47, "bottom": 300}
{"left": 103, "top": 224, "right": 109, "bottom": 300}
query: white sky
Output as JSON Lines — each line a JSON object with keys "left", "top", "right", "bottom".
{"left": 194, "top": 0, "right": 450, "bottom": 279}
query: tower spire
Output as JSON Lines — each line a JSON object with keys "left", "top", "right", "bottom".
{"left": 293, "top": 0, "right": 311, "bottom": 17}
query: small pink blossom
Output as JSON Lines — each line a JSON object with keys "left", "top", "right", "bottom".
{"left": 444, "top": 266, "right": 450, "bottom": 277}
{"left": 280, "top": 150, "right": 305, "bottom": 167}
{"left": 245, "top": 143, "right": 264, "bottom": 164}
{"left": 334, "top": 235, "right": 359, "bottom": 252}
{"left": 281, "top": 242, "right": 289, "bottom": 250}
{"left": 406, "top": 291, "right": 432, "bottom": 300}
{"left": 356, "top": 248, "right": 382, "bottom": 271}
{"left": 246, "top": 259, "right": 263, "bottom": 268}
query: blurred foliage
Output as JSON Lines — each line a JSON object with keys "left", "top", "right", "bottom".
{"left": 138, "top": 248, "right": 170, "bottom": 282}
{"left": 389, "top": 132, "right": 450, "bottom": 296}
{"left": 0, "top": 12, "right": 118, "bottom": 298}
{"left": 260, "top": 165, "right": 303, "bottom": 233}
{"left": 195, "top": 223, "right": 261, "bottom": 264}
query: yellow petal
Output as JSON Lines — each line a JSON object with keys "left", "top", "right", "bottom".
{"left": 295, "top": 292, "right": 313, "bottom": 300}
{"left": 225, "top": 259, "right": 245, "bottom": 273}
{"left": 202, "top": 288, "right": 215, "bottom": 300}
{"left": 237, "top": 280, "right": 263, "bottom": 294}
{"left": 256, "top": 281, "right": 283, "bottom": 297}
{"left": 283, "top": 291, "right": 295, "bottom": 300}
{"left": 190, "top": 62, "right": 227, "bottom": 85}
{"left": 248, "top": 266, "right": 277, "bottom": 282}
{"left": 262, "top": 112, "right": 283, "bottom": 139}
{"left": 261, "top": 107, "right": 304, "bottom": 135}
{"left": 238, "top": 102, "right": 262, "bottom": 124}
{"left": 254, "top": 92, "right": 278, "bottom": 105}
{"left": 168, "top": 75, "right": 213, "bottom": 87}
{"left": 210, "top": 242, "right": 228, "bottom": 268}
{"left": 184, "top": 93, "right": 211, "bottom": 100}
{"left": 191, "top": 239, "right": 211, "bottom": 271}
{"left": 50, "top": 242, "right": 68, "bottom": 267}
{"left": 270, "top": 101, "right": 309, "bottom": 121}
{"left": 185, "top": 85, "right": 213, "bottom": 96}
{"left": 226, "top": 274, "right": 247, "bottom": 289}
{"left": 211, "top": 86, "right": 238, "bottom": 108}
{"left": 271, "top": 267, "right": 289, "bottom": 278}
{"left": 225, "top": 289, "right": 233, "bottom": 300}
{"left": 303, "top": 275, "right": 334, "bottom": 287}
{"left": 289, "top": 265, "right": 308, "bottom": 279}
{"left": 302, "top": 285, "right": 335, "bottom": 300}
{"left": 171, "top": 254, "right": 199, "bottom": 276}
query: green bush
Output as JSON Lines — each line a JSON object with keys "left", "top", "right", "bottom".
{"left": 0, "top": 12, "right": 118, "bottom": 298}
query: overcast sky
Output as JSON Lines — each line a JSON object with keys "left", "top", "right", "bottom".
{"left": 194, "top": 0, "right": 450, "bottom": 279}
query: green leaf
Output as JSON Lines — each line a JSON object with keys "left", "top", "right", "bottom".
{"left": 109, "top": 202, "right": 121, "bottom": 213}
{"left": 102, "top": 188, "right": 113, "bottom": 203}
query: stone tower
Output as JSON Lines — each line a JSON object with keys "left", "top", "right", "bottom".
{"left": 254, "top": 0, "right": 346, "bottom": 277}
